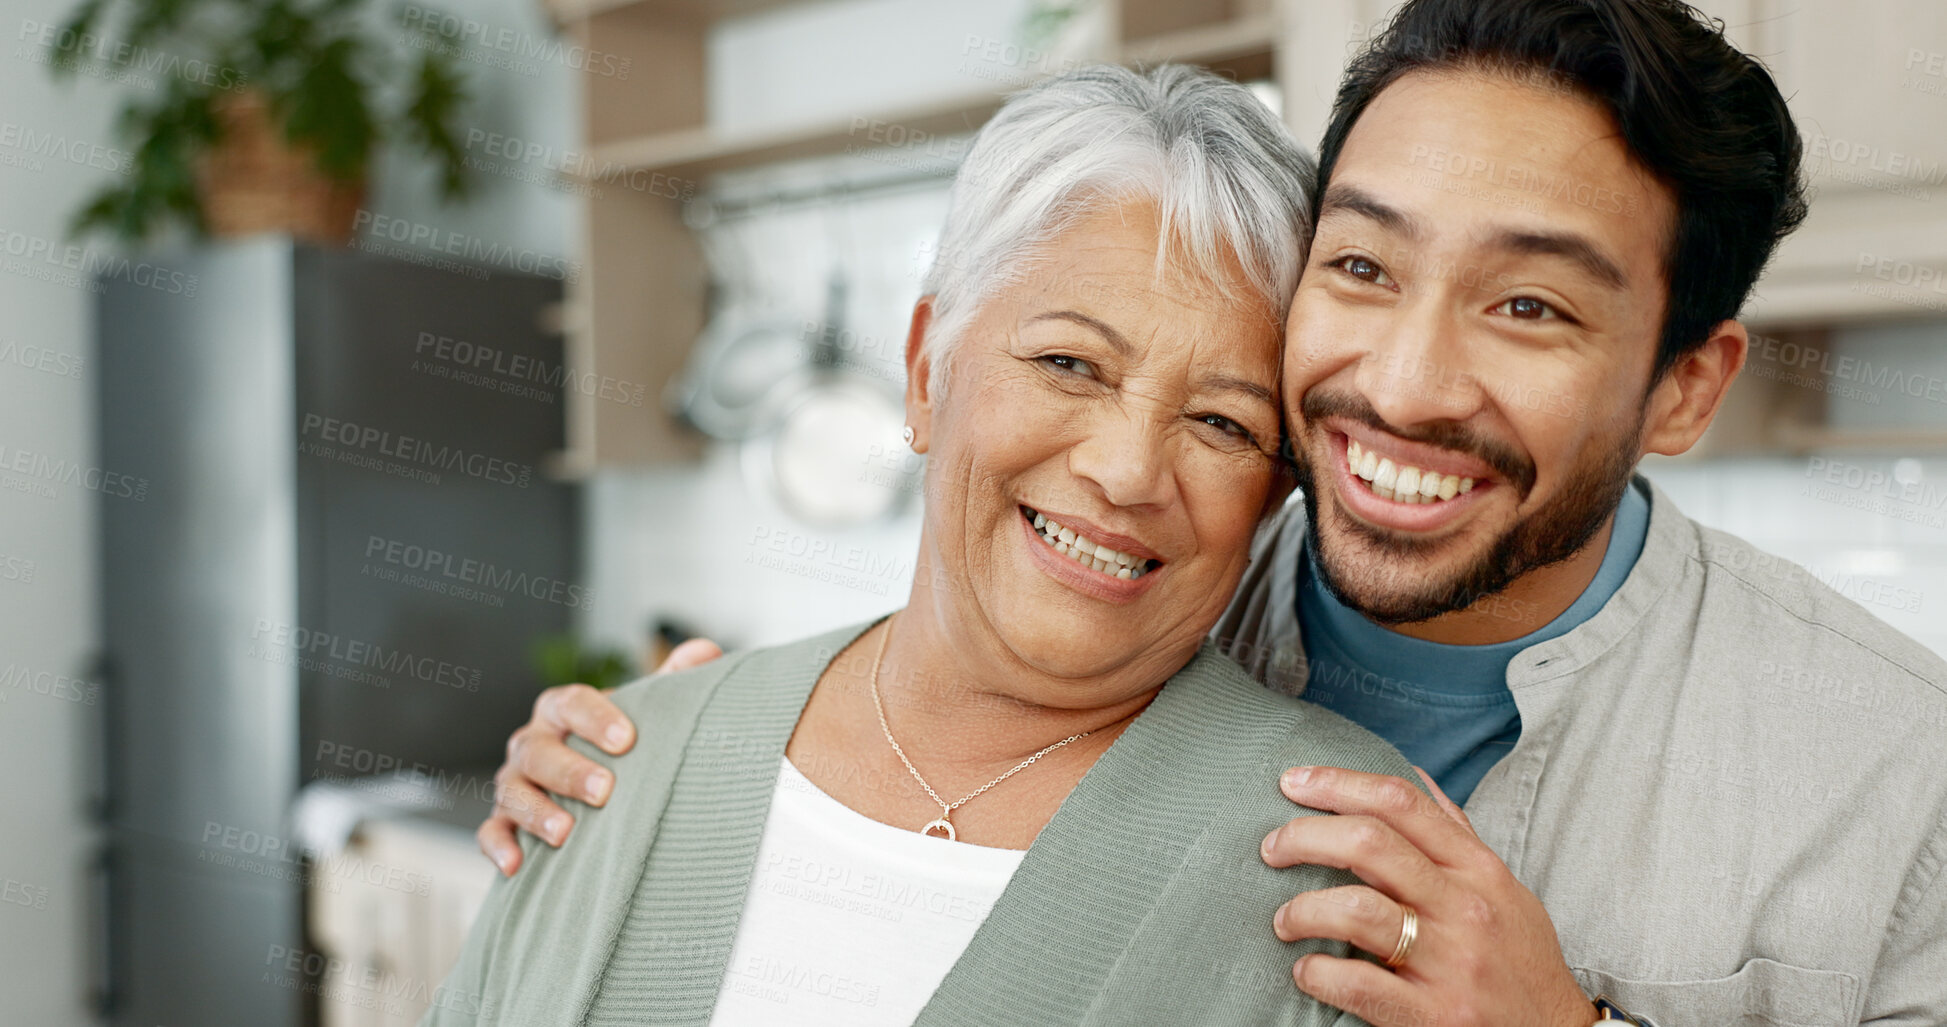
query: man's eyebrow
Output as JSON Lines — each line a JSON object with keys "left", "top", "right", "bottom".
{"left": 1318, "top": 184, "right": 1424, "bottom": 239}
{"left": 1027, "top": 310, "right": 1133, "bottom": 356}
{"left": 1490, "top": 229, "right": 1629, "bottom": 290}
{"left": 1198, "top": 373, "right": 1275, "bottom": 404}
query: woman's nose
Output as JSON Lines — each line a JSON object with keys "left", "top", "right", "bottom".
{"left": 1065, "top": 407, "right": 1174, "bottom": 511}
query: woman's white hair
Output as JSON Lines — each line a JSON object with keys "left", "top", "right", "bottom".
{"left": 920, "top": 63, "right": 1315, "bottom": 387}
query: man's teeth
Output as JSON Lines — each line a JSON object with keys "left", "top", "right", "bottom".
{"left": 1027, "top": 508, "right": 1155, "bottom": 580}
{"left": 1346, "top": 439, "right": 1476, "bottom": 505}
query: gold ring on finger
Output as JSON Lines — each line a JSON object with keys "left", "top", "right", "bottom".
{"left": 1384, "top": 904, "right": 1419, "bottom": 969}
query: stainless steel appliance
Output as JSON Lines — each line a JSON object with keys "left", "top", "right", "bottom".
{"left": 92, "top": 238, "right": 578, "bottom": 1026}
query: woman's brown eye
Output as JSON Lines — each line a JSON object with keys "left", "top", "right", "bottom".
{"left": 1347, "top": 257, "right": 1379, "bottom": 281}
{"left": 1508, "top": 297, "right": 1548, "bottom": 319}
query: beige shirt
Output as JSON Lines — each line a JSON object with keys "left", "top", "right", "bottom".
{"left": 1212, "top": 477, "right": 1947, "bottom": 1026}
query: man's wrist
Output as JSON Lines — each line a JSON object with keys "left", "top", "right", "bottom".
{"left": 1590, "top": 994, "right": 1656, "bottom": 1025}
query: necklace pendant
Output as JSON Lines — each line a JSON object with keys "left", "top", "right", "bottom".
{"left": 921, "top": 816, "right": 956, "bottom": 842}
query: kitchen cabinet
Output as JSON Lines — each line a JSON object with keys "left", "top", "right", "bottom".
{"left": 544, "top": 0, "right": 1947, "bottom": 467}
{"left": 542, "top": 0, "right": 1284, "bottom": 470}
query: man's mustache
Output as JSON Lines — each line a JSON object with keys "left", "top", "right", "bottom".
{"left": 1299, "top": 389, "right": 1538, "bottom": 498}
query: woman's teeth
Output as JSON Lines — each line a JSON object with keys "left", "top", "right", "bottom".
{"left": 1346, "top": 439, "right": 1477, "bottom": 505}
{"left": 1025, "top": 507, "right": 1156, "bottom": 580}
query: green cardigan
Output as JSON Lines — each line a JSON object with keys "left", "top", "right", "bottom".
{"left": 426, "top": 621, "right": 1415, "bottom": 1026}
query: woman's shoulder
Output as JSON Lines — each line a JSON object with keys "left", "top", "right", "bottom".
{"left": 574, "top": 620, "right": 882, "bottom": 787}
{"left": 1174, "top": 643, "right": 1422, "bottom": 788}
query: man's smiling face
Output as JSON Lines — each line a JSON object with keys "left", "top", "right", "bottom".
{"left": 1286, "top": 66, "right": 1676, "bottom": 627}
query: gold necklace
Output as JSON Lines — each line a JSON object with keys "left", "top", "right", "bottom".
{"left": 868, "top": 615, "right": 1091, "bottom": 842}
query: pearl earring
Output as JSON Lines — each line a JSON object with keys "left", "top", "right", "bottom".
{"left": 901, "top": 425, "right": 916, "bottom": 448}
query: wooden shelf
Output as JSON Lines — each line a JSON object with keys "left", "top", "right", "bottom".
{"left": 544, "top": 0, "right": 820, "bottom": 23}
{"left": 1121, "top": 14, "right": 1278, "bottom": 78}
{"left": 581, "top": 15, "right": 1280, "bottom": 180}
{"left": 588, "top": 89, "right": 1009, "bottom": 182}
{"left": 550, "top": 0, "right": 1287, "bottom": 469}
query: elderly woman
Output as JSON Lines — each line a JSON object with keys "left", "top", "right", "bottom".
{"left": 425, "top": 64, "right": 1414, "bottom": 1026}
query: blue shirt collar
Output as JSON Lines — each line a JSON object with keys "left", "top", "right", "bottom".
{"left": 1297, "top": 478, "right": 1652, "bottom": 695}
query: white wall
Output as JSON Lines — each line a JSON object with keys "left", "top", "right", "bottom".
{"left": 1645, "top": 453, "right": 1947, "bottom": 658}
{"left": 0, "top": 5, "right": 115, "bottom": 1016}
{"left": 0, "top": 0, "right": 574, "bottom": 1017}
{"left": 707, "top": 0, "right": 1035, "bottom": 134}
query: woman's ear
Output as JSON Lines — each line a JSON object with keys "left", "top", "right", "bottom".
{"left": 904, "top": 297, "right": 938, "bottom": 455}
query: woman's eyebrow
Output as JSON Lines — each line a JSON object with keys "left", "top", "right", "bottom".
{"left": 1026, "top": 310, "right": 1133, "bottom": 356}
{"left": 1198, "top": 373, "right": 1274, "bottom": 404}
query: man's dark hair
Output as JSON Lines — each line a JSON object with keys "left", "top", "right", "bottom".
{"left": 1314, "top": 0, "right": 1810, "bottom": 379}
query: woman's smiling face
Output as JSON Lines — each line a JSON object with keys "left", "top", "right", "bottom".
{"left": 904, "top": 198, "right": 1286, "bottom": 693}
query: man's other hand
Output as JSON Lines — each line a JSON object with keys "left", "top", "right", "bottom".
{"left": 475, "top": 638, "right": 723, "bottom": 875}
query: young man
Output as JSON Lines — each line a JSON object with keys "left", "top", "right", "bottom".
{"left": 481, "top": 2, "right": 1947, "bottom": 1024}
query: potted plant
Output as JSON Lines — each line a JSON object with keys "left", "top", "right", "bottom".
{"left": 530, "top": 633, "right": 636, "bottom": 692}
{"left": 44, "top": 0, "right": 472, "bottom": 244}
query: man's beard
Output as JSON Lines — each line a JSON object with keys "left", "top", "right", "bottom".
{"left": 1292, "top": 389, "right": 1642, "bottom": 626}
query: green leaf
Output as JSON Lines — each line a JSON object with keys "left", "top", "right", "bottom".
{"left": 280, "top": 33, "right": 377, "bottom": 182}
{"left": 46, "top": 0, "right": 108, "bottom": 78}
{"left": 404, "top": 49, "right": 470, "bottom": 200}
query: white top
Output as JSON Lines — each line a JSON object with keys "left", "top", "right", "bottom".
{"left": 707, "top": 757, "right": 1026, "bottom": 1026}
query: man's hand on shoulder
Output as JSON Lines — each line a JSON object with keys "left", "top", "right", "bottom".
{"left": 1262, "top": 766, "right": 1599, "bottom": 1027}
{"left": 475, "top": 638, "right": 724, "bottom": 875}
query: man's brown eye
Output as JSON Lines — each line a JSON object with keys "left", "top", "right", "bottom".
{"left": 1509, "top": 297, "right": 1547, "bottom": 319}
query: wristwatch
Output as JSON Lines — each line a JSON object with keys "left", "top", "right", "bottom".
{"left": 1592, "top": 995, "right": 1657, "bottom": 1026}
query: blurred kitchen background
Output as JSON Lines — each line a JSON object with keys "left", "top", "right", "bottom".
{"left": 1, "top": 0, "right": 1943, "bottom": 1022}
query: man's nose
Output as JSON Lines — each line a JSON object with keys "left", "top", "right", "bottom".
{"left": 1356, "top": 299, "right": 1484, "bottom": 428}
